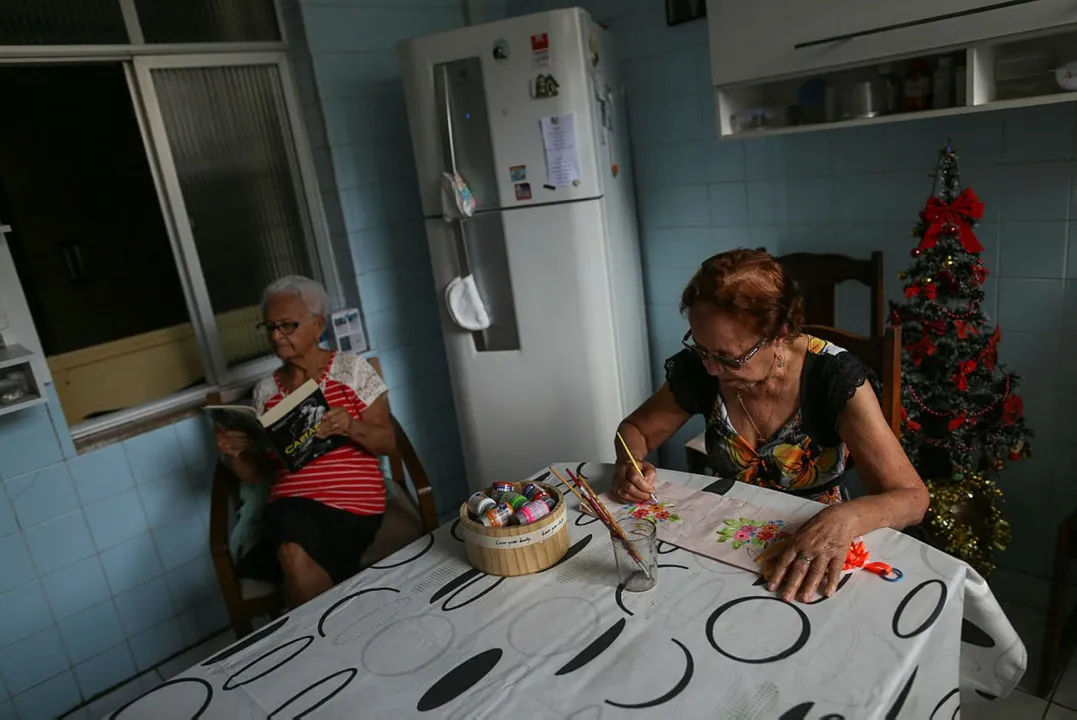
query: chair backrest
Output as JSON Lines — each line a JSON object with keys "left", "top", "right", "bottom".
{"left": 802, "top": 324, "right": 902, "bottom": 440}
{"left": 778, "top": 251, "right": 885, "bottom": 337}
{"left": 367, "top": 357, "right": 438, "bottom": 532}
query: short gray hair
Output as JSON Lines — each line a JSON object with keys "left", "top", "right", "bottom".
{"left": 261, "top": 275, "right": 330, "bottom": 319}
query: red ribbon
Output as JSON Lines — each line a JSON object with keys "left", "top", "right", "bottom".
{"left": 918, "top": 189, "right": 985, "bottom": 253}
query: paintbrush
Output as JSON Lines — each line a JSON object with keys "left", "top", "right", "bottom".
{"left": 616, "top": 431, "right": 659, "bottom": 505}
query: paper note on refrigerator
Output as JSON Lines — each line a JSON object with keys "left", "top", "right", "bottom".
{"left": 540, "top": 113, "right": 580, "bottom": 187}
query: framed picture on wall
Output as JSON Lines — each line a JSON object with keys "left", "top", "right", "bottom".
{"left": 666, "top": 0, "right": 706, "bottom": 26}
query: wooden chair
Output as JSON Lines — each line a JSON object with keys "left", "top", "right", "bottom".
{"left": 779, "top": 251, "right": 886, "bottom": 336}
{"left": 1041, "top": 511, "right": 1077, "bottom": 696}
{"left": 684, "top": 324, "right": 902, "bottom": 474}
{"left": 685, "top": 251, "right": 886, "bottom": 474}
{"left": 208, "top": 357, "right": 438, "bottom": 638}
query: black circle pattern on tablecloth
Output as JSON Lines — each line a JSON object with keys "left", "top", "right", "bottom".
{"left": 318, "top": 587, "right": 400, "bottom": 637}
{"left": 556, "top": 619, "right": 626, "bottom": 676}
{"left": 433, "top": 571, "right": 505, "bottom": 612}
{"left": 930, "top": 688, "right": 961, "bottom": 719}
{"left": 960, "top": 618, "right": 996, "bottom": 648}
{"left": 575, "top": 511, "right": 600, "bottom": 527}
{"left": 538, "top": 534, "right": 593, "bottom": 573}
{"left": 706, "top": 596, "right": 810, "bottom": 664}
{"left": 267, "top": 668, "right": 357, "bottom": 718}
{"left": 416, "top": 648, "right": 503, "bottom": 712}
{"left": 370, "top": 534, "right": 435, "bottom": 569}
{"left": 109, "top": 678, "right": 212, "bottom": 719}
{"left": 201, "top": 617, "right": 288, "bottom": 666}
{"left": 604, "top": 638, "right": 694, "bottom": 709}
{"left": 223, "top": 636, "right": 314, "bottom": 691}
{"left": 885, "top": 666, "right": 917, "bottom": 719}
{"left": 892, "top": 580, "right": 947, "bottom": 639}
{"left": 805, "top": 574, "right": 852, "bottom": 605}
{"left": 361, "top": 615, "right": 455, "bottom": 676}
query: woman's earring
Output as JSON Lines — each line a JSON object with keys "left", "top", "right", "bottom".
{"left": 776, "top": 353, "right": 785, "bottom": 368}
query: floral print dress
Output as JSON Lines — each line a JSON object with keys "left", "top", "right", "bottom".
{"left": 666, "top": 335, "right": 872, "bottom": 506}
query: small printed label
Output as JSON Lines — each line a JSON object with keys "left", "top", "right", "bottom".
{"left": 530, "top": 32, "right": 550, "bottom": 68}
{"left": 514, "top": 182, "right": 532, "bottom": 201}
{"left": 509, "top": 165, "right": 527, "bottom": 182}
{"left": 461, "top": 511, "right": 566, "bottom": 549}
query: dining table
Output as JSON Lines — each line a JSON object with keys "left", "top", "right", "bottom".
{"left": 109, "top": 462, "right": 1026, "bottom": 719}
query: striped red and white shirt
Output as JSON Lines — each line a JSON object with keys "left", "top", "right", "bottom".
{"left": 254, "top": 352, "right": 387, "bottom": 516}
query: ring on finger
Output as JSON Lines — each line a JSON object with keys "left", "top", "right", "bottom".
{"left": 796, "top": 554, "right": 812, "bottom": 564}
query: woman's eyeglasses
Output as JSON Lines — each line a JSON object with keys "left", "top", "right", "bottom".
{"left": 257, "top": 317, "right": 311, "bottom": 336}
{"left": 682, "top": 331, "right": 767, "bottom": 370}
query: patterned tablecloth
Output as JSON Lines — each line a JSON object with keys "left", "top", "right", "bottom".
{"left": 111, "top": 463, "right": 1026, "bottom": 719}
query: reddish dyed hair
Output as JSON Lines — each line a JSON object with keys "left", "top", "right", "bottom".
{"left": 680, "top": 248, "right": 804, "bottom": 338}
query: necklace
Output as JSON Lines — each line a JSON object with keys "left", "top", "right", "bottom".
{"left": 734, "top": 352, "right": 786, "bottom": 445}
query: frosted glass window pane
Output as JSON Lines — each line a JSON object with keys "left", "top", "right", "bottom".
{"left": 0, "top": 0, "right": 128, "bottom": 45}
{"left": 153, "top": 64, "right": 317, "bottom": 367}
{"left": 134, "top": 0, "right": 280, "bottom": 43}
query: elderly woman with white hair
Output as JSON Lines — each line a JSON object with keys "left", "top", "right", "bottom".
{"left": 214, "top": 275, "right": 394, "bottom": 607}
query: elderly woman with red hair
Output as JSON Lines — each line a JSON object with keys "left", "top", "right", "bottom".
{"left": 613, "top": 249, "right": 928, "bottom": 604}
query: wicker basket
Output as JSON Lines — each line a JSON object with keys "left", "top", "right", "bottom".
{"left": 457, "top": 482, "right": 570, "bottom": 577}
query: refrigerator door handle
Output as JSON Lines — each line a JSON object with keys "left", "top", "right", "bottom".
{"left": 441, "top": 65, "right": 459, "bottom": 174}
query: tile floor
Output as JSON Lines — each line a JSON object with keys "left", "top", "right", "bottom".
{"left": 59, "top": 630, "right": 233, "bottom": 719}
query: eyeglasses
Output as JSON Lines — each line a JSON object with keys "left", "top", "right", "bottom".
{"left": 257, "top": 316, "right": 312, "bottom": 337}
{"left": 682, "top": 331, "right": 768, "bottom": 370}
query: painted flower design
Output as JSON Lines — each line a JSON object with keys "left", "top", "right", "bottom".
{"left": 619, "top": 501, "right": 682, "bottom": 525}
{"left": 717, "top": 518, "right": 791, "bottom": 550}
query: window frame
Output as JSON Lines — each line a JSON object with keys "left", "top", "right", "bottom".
{"left": 0, "top": 0, "right": 354, "bottom": 443}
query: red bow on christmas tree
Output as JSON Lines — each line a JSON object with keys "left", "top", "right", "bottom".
{"left": 918, "top": 188, "right": 985, "bottom": 253}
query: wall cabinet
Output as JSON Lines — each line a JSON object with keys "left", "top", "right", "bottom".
{"left": 708, "top": 0, "right": 1077, "bottom": 139}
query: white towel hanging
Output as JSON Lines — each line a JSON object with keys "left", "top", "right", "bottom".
{"left": 445, "top": 274, "right": 491, "bottom": 331}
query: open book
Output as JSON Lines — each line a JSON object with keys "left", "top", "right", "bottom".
{"left": 204, "top": 379, "right": 343, "bottom": 473}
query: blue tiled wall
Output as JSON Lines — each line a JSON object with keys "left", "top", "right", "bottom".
{"left": 0, "top": 391, "right": 223, "bottom": 718}
{"left": 501, "top": 0, "right": 1076, "bottom": 578}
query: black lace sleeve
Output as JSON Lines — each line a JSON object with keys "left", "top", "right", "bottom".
{"left": 802, "top": 350, "right": 879, "bottom": 444}
{"left": 664, "top": 349, "right": 718, "bottom": 417}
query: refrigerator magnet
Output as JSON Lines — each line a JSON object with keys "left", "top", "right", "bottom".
{"left": 493, "top": 38, "right": 509, "bottom": 61}
{"left": 514, "top": 182, "right": 532, "bottom": 201}
{"left": 531, "top": 74, "right": 560, "bottom": 99}
{"left": 509, "top": 165, "right": 527, "bottom": 182}
{"left": 530, "top": 33, "right": 550, "bottom": 68}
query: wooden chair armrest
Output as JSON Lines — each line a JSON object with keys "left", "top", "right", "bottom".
{"left": 391, "top": 416, "right": 439, "bottom": 532}
{"left": 209, "top": 461, "right": 236, "bottom": 560}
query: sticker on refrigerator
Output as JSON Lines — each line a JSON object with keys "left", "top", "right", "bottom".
{"left": 530, "top": 74, "right": 559, "bottom": 99}
{"left": 514, "top": 182, "right": 532, "bottom": 201}
{"left": 509, "top": 165, "right": 527, "bottom": 182}
{"left": 530, "top": 33, "right": 550, "bottom": 68}
{"left": 589, "top": 31, "right": 600, "bottom": 67}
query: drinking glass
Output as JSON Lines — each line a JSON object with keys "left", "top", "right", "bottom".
{"left": 611, "top": 517, "right": 658, "bottom": 592}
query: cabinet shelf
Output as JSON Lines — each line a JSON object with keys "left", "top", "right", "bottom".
{"left": 713, "top": 23, "right": 1077, "bottom": 140}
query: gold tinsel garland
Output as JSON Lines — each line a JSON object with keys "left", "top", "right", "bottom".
{"left": 924, "top": 473, "right": 1011, "bottom": 576}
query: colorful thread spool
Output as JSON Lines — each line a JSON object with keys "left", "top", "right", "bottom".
{"left": 541, "top": 496, "right": 558, "bottom": 511}
{"left": 492, "top": 482, "right": 515, "bottom": 495}
{"left": 498, "top": 491, "right": 528, "bottom": 512}
{"left": 482, "top": 503, "right": 515, "bottom": 528}
{"left": 515, "top": 499, "right": 551, "bottom": 525}
{"left": 467, "top": 492, "right": 496, "bottom": 517}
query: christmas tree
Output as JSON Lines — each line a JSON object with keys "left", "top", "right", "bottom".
{"left": 889, "top": 141, "right": 1032, "bottom": 575}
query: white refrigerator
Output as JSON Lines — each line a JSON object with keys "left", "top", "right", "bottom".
{"left": 398, "top": 8, "right": 651, "bottom": 493}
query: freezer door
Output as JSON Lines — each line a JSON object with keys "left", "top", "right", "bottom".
{"left": 427, "top": 200, "right": 627, "bottom": 493}
{"left": 399, "top": 8, "right": 602, "bottom": 217}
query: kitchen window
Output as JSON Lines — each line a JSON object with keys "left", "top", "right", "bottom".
{"left": 0, "top": 0, "right": 347, "bottom": 442}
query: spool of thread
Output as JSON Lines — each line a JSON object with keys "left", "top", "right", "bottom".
{"left": 467, "top": 491, "right": 496, "bottom": 517}
{"left": 542, "top": 496, "right": 557, "bottom": 511}
{"left": 522, "top": 483, "right": 546, "bottom": 501}
{"left": 492, "top": 482, "right": 515, "bottom": 495}
{"left": 482, "top": 503, "right": 514, "bottom": 527}
{"left": 498, "top": 491, "right": 528, "bottom": 511}
{"left": 514, "top": 499, "right": 551, "bottom": 525}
